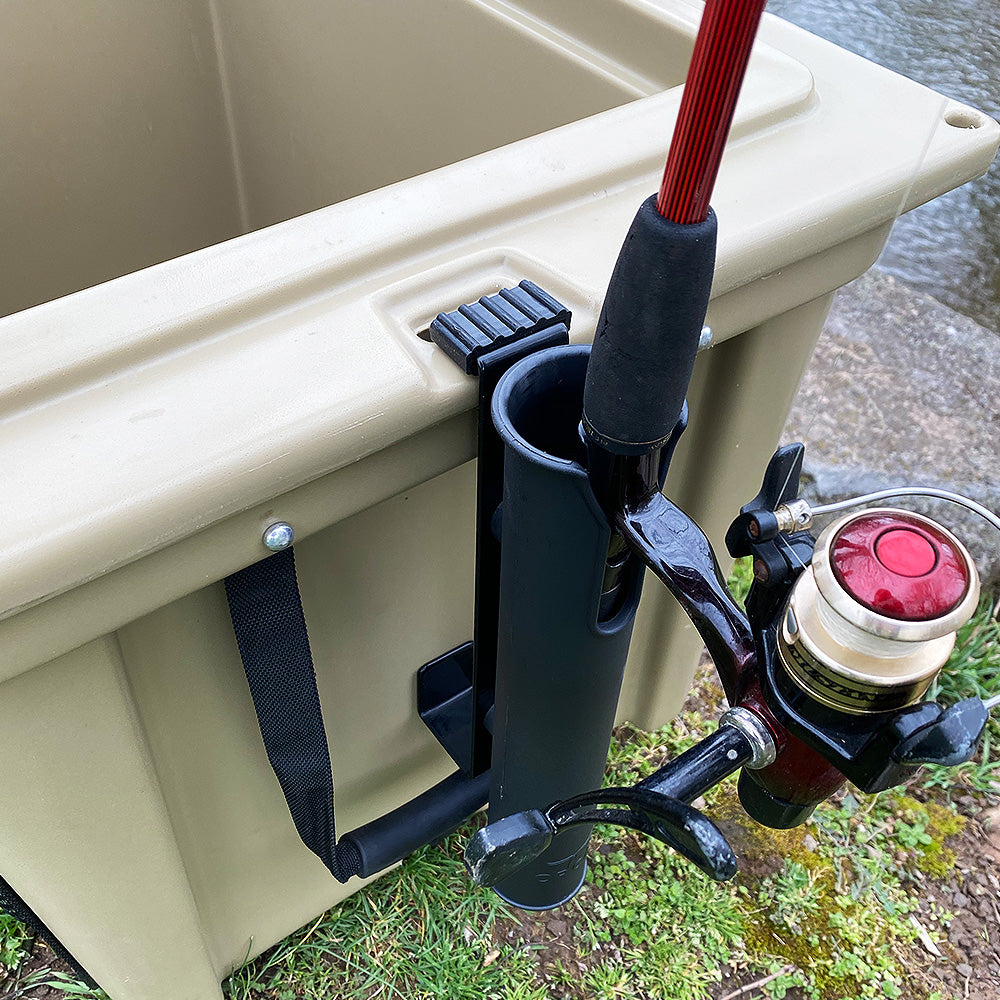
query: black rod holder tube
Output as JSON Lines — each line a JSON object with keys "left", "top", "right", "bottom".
{"left": 488, "top": 345, "right": 644, "bottom": 909}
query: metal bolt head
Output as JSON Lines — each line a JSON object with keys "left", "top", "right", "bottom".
{"left": 262, "top": 521, "right": 294, "bottom": 551}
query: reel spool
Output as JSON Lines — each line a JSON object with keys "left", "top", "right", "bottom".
{"left": 778, "top": 508, "right": 980, "bottom": 716}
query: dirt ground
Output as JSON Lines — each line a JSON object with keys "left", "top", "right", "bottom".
{"left": 918, "top": 800, "right": 1000, "bottom": 1000}
{"left": 0, "top": 943, "right": 93, "bottom": 1000}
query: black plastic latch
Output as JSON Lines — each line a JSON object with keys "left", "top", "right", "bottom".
{"left": 430, "top": 279, "right": 571, "bottom": 374}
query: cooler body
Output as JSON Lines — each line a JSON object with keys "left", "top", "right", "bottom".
{"left": 0, "top": 2, "right": 996, "bottom": 997}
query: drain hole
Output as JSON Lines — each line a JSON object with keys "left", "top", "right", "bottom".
{"left": 944, "top": 108, "right": 984, "bottom": 129}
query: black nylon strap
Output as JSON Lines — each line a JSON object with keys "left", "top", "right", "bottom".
{"left": 225, "top": 546, "right": 491, "bottom": 883}
{"left": 224, "top": 548, "right": 360, "bottom": 882}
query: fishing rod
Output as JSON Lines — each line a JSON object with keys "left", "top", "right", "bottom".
{"left": 461, "top": 0, "right": 996, "bottom": 908}
{"left": 583, "top": 0, "right": 768, "bottom": 518}
{"left": 659, "top": 0, "right": 768, "bottom": 224}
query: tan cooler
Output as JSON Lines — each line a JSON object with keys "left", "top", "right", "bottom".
{"left": 0, "top": 1, "right": 997, "bottom": 998}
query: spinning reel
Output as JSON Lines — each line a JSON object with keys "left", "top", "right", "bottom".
{"left": 466, "top": 444, "right": 997, "bottom": 895}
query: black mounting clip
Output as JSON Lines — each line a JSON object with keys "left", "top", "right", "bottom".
{"left": 417, "top": 281, "right": 571, "bottom": 776}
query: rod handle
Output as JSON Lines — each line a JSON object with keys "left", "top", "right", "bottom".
{"left": 582, "top": 197, "right": 716, "bottom": 456}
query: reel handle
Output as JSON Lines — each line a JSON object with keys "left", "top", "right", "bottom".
{"left": 466, "top": 716, "right": 770, "bottom": 886}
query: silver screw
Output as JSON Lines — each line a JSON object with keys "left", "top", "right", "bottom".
{"left": 699, "top": 326, "right": 713, "bottom": 350}
{"left": 262, "top": 521, "right": 294, "bottom": 551}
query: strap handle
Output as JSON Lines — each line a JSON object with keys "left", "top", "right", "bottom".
{"left": 225, "top": 548, "right": 360, "bottom": 881}
{"left": 225, "top": 547, "right": 488, "bottom": 882}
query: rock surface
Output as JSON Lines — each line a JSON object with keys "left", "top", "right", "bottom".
{"left": 783, "top": 268, "right": 1000, "bottom": 587}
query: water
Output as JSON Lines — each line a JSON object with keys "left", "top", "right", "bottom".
{"left": 767, "top": 0, "right": 1000, "bottom": 334}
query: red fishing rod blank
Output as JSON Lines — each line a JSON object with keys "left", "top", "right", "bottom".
{"left": 658, "top": 0, "right": 768, "bottom": 224}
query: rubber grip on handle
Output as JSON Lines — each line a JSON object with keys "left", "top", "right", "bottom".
{"left": 340, "top": 769, "right": 489, "bottom": 878}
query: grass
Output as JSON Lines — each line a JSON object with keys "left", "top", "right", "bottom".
{"left": 0, "top": 912, "right": 33, "bottom": 974}
{"left": 0, "top": 766, "right": 972, "bottom": 1000}
{"left": 225, "top": 844, "right": 543, "bottom": 1000}
{"left": 726, "top": 554, "right": 757, "bottom": 608}
{"left": 212, "top": 703, "right": 974, "bottom": 1000}
{"left": 594, "top": 710, "right": 959, "bottom": 1000}
{"left": 218, "top": 575, "right": 1000, "bottom": 999}
{"left": 924, "top": 593, "right": 1000, "bottom": 794}
{"left": 740, "top": 787, "right": 960, "bottom": 1000}
{"left": 217, "top": 705, "right": 939, "bottom": 1000}
{"left": 1, "top": 567, "right": 996, "bottom": 1000}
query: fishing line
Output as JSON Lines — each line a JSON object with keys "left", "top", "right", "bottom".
{"left": 759, "top": 0, "right": 955, "bottom": 504}
{"left": 767, "top": 73, "right": 952, "bottom": 555}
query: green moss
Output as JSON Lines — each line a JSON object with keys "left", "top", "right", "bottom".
{"left": 572, "top": 717, "right": 965, "bottom": 1000}
{"left": 711, "top": 784, "right": 825, "bottom": 870}
{"left": 891, "top": 795, "right": 965, "bottom": 878}
{"left": 740, "top": 852, "right": 919, "bottom": 1000}
{"left": 602, "top": 718, "right": 963, "bottom": 1000}
{"left": 708, "top": 785, "right": 942, "bottom": 1000}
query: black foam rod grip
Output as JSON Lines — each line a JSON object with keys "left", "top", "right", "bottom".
{"left": 583, "top": 196, "right": 717, "bottom": 455}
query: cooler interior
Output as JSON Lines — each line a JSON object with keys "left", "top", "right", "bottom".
{"left": 0, "top": 0, "right": 688, "bottom": 319}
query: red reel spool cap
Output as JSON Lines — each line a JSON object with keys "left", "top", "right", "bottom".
{"left": 781, "top": 508, "right": 979, "bottom": 714}
{"left": 830, "top": 512, "right": 969, "bottom": 621}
